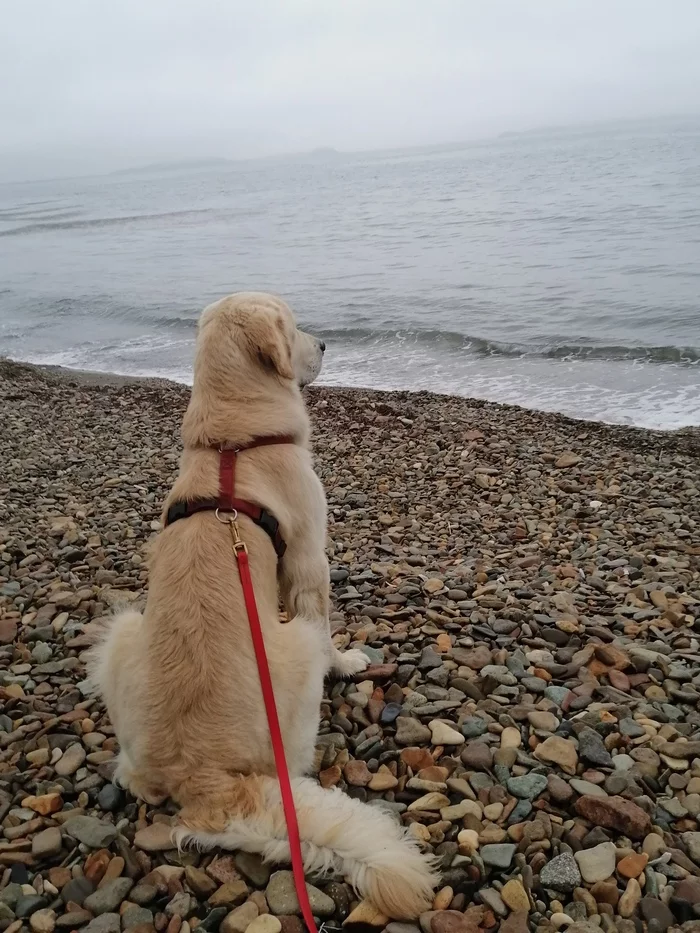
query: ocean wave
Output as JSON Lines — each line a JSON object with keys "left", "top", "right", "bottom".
{"left": 16, "top": 296, "right": 200, "bottom": 330}
{"left": 0, "top": 208, "right": 215, "bottom": 237}
{"left": 8, "top": 298, "right": 698, "bottom": 367}
{"left": 321, "top": 327, "right": 700, "bottom": 365}
{"left": 0, "top": 209, "right": 84, "bottom": 223}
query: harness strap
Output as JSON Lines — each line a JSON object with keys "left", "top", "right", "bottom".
{"left": 217, "top": 434, "right": 295, "bottom": 507}
{"left": 219, "top": 447, "right": 236, "bottom": 511}
{"left": 165, "top": 497, "right": 286, "bottom": 558}
{"left": 163, "top": 435, "right": 296, "bottom": 559}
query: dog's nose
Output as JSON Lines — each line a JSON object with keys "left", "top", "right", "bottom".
{"left": 319, "top": 340, "right": 326, "bottom": 353}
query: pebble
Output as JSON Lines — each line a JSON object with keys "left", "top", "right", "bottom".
{"left": 575, "top": 796, "right": 651, "bottom": 840}
{"left": 429, "top": 721, "right": 464, "bottom": 746}
{"left": 481, "top": 844, "right": 516, "bottom": 869}
{"left": 83, "top": 879, "right": 134, "bottom": 915}
{"left": 507, "top": 773, "right": 548, "bottom": 800}
{"left": 97, "top": 784, "right": 123, "bottom": 812}
{"left": 207, "top": 880, "right": 249, "bottom": 908}
{"left": 540, "top": 852, "right": 582, "bottom": 893}
{"left": 500, "top": 879, "right": 529, "bottom": 913}
{"left": 460, "top": 743, "right": 492, "bottom": 770}
{"left": 500, "top": 726, "right": 522, "bottom": 749}
{"left": 29, "top": 909, "right": 56, "bottom": 933}
{"left": 61, "top": 816, "right": 117, "bottom": 849}
{"left": 133, "top": 822, "right": 175, "bottom": 851}
{"left": 244, "top": 917, "right": 282, "bottom": 933}
{"left": 265, "top": 872, "right": 335, "bottom": 918}
{"left": 534, "top": 736, "right": 578, "bottom": 774}
{"left": 617, "top": 852, "right": 648, "bottom": 878}
{"left": 21, "top": 794, "right": 63, "bottom": 816}
{"left": 221, "top": 903, "right": 259, "bottom": 933}
{"left": 121, "top": 907, "right": 154, "bottom": 930}
{"left": 618, "top": 878, "right": 642, "bottom": 918}
{"left": 527, "top": 711, "right": 559, "bottom": 732}
{"left": 396, "top": 718, "right": 432, "bottom": 746}
{"left": 31, "top": 828, "right": 63, "bottom": 860}
{"left": 457, "top": 829, "right": 480, "bottom": 854}
{"left": 82, "top": 915, "right": 121, "bottom": 933}
{"left": 343, "top": 901, "right": 389, "bottom": 926}
{"left": 574, "top": 842, "right": 616, "bottom": 884}
{"left": 54, "top": 743, "right": 86, "bottom": 776}
{"left": 234, "top": 854, "right": 270, "bottom": 889}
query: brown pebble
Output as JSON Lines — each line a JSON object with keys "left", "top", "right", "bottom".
{"left": 166, "top": 917, "right": 182, "bottom": 933}
{"left": 48, "top": 867, "right": 72, "bottom": 889}
{"left": 617, "top": 852, "right": 649, "bottom": 878}
{"left": 430, "top": 909, "right": 481, "bottom": 933}
{"left": 21, "top": 793, "right": 63, "bottom": 815}
{"left": 432, "top": 886, "right": 454, "bottom": 911}
{"left": 499, "top": 912, "right": 529, "bottom": 933}
{"left": 608, "top": 669, "right": 630, "bottom": 691}
{"left": 344, "top": 760, "right": 372, "bottom": 786}
{"left": 400, "top": 747, "right": 435, "bottom": 771}
{"left": 590, "top": 880, "right": 620, "bottom": 908}
{"left": 205, "top": 857, "right": 241, "bottom": 886}
{"left": 277, "top": 918, "right": 304, "bottom": 933}
{"left": 84, "top": 850, "right": 111, "bottom": 885}
{"left": 575, "top": 795, "right": 651, "bottom": 839}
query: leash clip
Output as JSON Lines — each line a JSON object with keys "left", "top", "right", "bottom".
{"left": 215, "top": 508, "right": 249, "bottom": 553}
{"left": 229, "top": 521, "right": 247, "bottom": 553}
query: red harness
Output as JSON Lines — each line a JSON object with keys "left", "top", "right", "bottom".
{"left": 164, "top": 435, "right": 295, "bottom": 557}
{"left": 165, "top": 437, "right": 319, "bottom": 933}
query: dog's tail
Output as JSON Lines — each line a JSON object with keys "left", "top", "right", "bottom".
{"left": 173, "top": 772, "right": 438, "bottom": 920}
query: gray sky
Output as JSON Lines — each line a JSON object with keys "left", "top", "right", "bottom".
{"left": 2, "top": 0, "right": 700, "bottom": 180}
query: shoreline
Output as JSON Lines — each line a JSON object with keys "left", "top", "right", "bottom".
{"left": 3, "top": 357, "right": 699, "bottom": 456}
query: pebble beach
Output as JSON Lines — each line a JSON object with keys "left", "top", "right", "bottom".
{"left": 1, "top": 358, "right": 700, "bottom": 933}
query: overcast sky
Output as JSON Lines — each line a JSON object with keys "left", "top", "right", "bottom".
{"left": 2, "top": 0, "right": 699, "bottom": 180}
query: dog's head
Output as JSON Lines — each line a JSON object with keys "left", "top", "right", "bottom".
{"left": 197, "top": 293, "right": 324, "bottom": 389}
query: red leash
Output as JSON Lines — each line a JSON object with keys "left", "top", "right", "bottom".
{"left": 217, "top": 442, "right": 319, "bottom": 933}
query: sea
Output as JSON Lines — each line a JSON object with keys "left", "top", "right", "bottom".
{"left": 1, "top": 117, "right": 699, "bottom": 430}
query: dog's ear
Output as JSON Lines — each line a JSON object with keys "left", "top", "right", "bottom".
{"left": 248, "top": 312, "right": 294, "bottom": 380}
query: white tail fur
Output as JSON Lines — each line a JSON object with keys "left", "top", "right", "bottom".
{"left": 174, "top": 774, "right": 438, "bottom": 919}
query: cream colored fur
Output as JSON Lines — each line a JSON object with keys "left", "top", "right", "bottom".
{"left": 87, "top": 293, "right": 437, "bottom": 919}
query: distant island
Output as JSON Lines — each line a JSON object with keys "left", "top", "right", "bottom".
{"left": 109, "top": 157, "right": 234, "bottom": 176}
{"left": 111, "top": 148, "right": 345, "bottom": 177}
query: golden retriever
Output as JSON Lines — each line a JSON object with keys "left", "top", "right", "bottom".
{"left": 87, "top": 293, "right": 437, "bottom": 918}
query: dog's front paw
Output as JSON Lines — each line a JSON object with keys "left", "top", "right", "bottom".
{"left": 332, "top": 647, "right": 370, "bottom": 678}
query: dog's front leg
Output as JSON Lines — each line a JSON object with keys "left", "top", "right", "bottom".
{"left": 279, "top": 542, "right": 368, "bottom": 678}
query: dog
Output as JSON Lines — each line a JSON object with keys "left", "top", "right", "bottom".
{"left": 87, "top": 293, "right": 437, "bottom": 918}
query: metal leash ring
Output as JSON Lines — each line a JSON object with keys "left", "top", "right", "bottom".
{"left": 215, "top": 508, "right": 238, "bottom": 524}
